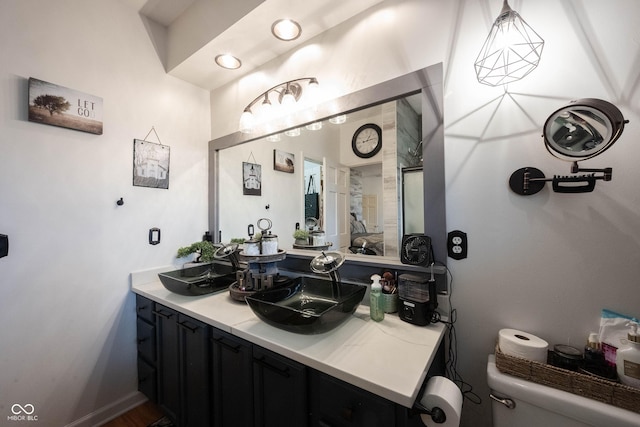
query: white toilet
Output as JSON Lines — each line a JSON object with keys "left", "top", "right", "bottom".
{"left": 487, "top": 355, "right": 640, "bottom": 427}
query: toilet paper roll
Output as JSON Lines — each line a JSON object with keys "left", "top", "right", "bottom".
{"left": 498, "top": 328, "right": 549, "bottom": 362}
{"left": 419, "top": 376, "right": 463, "bottom": 427}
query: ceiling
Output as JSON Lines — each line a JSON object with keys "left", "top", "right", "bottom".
{"left": 129, "top": 0, "right": 385, "bottom": 91}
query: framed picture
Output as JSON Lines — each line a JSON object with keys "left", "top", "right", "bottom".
{"left": 243, "top": 162, "right": 261, "bottom": 195}
{"left": 273, "top": 149, "right": 295, "bottom": 173}
{"left": 133, "top": 139, "right": 170, "bottom": 189}
{"left": 28, "top": 77, "right": 103, "bottom": 135}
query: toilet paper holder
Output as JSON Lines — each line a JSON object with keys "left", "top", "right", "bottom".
{"left": 413, "top": 400, "right": 447, "bottom": 424}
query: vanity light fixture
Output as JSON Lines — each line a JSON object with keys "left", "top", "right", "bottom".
{"left": 271, "top": 19, "right": 302, "bottom": 41}
{"left": 474, "top": 0, "right": 544, "bottom": 86}
{"left": 239, "top": 77, "right": 320, "bottom": 134}
{"left": 215, "top": 54, "right": 242, "bottom": 70}
{"left": 509, "top": 98, "right": 628, "bottom": 195}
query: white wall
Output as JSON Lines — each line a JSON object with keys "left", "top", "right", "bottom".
{"left": 0, "top": 1, "right": 210, "bottom": 425}
{"left": 209, "top": 0, "right": 640, "bottom": 425}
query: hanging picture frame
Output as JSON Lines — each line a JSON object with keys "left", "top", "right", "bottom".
{"left": 28, "top": 77, "right": 103, "bottom": 135}
{"left": 133, "top": 139, "right": 170, "bottom": 189}
{"left": 243, "top": 161, "right": 261, "bottom": 196}
{"left": 273, "top": 149, "right": 295, "bottom": 173}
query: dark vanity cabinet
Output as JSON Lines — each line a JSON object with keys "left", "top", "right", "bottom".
{"left": 309, "top": 371, "right": 425, "bottom": 427}
{"left": 253, "top": 346, "right": 308, "bottom": 427}
{"left": 210, "top": 328, "right": 254, "bottom": 427}
{"left": 309, "top": 370, "right": 396, "bottom": 427}
{"left": 154, "top": 304, "right": 180, "bottom": 422}
{"left": 135, "top": 295, "right": 432, "bottom": 427}
{"left": 136, "top": 295, "right": 157, "bottom": 402}
{"left": 153, "top": 303, "right": 212, "bottom": 427}
{"left": 177, "top": 314, "right": 212, "bottom": 427}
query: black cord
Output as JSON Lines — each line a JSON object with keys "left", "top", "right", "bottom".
{"left": 433, "top": 262, "right": 482, "bottom": 405}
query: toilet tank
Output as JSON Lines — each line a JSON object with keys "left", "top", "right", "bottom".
{"left": 487, "top": 355, "right": 640, "bottom": 427}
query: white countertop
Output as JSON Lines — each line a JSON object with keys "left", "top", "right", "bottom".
{"left": 131, "top": 266, "right": 446, "bottom": 408}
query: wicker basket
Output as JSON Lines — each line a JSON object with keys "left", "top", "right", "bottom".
{"left": 495, "top": 344, "right": 640, "bottom": 414}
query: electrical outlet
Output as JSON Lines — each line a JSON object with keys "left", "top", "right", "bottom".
{"left": 447, "top": 230, "right": 467, "bottom": 260}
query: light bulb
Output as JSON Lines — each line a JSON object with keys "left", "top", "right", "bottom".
{"left": 306, "top": 78, "right": 320, "bottom": 103}
{"left": 281, "top": 88, "right": 296, "bottom": 108}
{"left": 271, "top": 19, "right": 301, "bottom": 41}
{"left": 239, "top": 109, "right": 254, "bottom": 134}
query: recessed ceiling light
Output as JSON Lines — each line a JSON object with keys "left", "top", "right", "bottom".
{"left": 215, "top": 54, "right": 242, "bottom": 70}
{"left": 271, "top": 19, "right": 301, "bottom": 41}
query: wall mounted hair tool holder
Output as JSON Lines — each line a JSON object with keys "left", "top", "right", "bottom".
{"left": 510, "top": 98, "right": 627, "bottom": 196}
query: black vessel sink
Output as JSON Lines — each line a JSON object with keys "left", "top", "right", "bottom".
{"left": 158, "top": 263, "right": 236, "bottom": 296}
{"left": 245, "top": 276, "right": 366, "bottom": 334}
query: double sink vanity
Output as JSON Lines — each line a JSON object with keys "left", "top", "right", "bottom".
{"left": 131, "top": 252, "right": 446, "bottom": 427}
{"left": 132, "top": 61, "right": 450, "bottom": 426}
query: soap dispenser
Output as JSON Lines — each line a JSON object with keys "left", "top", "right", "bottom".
{"left": 616, "top": 322, "right": 640, "bottom": 389}
{"left": 370, "top": 274, "right": 384, "bottom": 322}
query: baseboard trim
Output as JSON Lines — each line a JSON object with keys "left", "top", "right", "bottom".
{"left": 65, "top": 391, "right": 148, "bottom": 427}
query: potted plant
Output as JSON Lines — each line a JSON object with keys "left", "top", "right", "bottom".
{"left": 293, "top": 229, "right": 310, "bottom": 245}
{"left": 176, "top": 241, "right": 216, "bottom": 263}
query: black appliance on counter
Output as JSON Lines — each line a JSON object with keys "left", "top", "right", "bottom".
{"left": 398, "top": 273, "right": 438, "bottom": 326}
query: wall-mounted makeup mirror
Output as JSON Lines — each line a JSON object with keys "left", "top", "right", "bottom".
{"left": 209, "top": 63, "right": 446, "bottom": 264}
{"left": 510, "top": 98, "right": 628, "bottom": 195}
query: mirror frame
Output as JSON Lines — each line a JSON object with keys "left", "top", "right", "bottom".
{"left": 209, "top": 62, "right": 447, "bottom": 265}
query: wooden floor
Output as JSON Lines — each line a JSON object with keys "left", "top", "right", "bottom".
{"left": 100, "top": 401, "right": 166, "bottom": 427}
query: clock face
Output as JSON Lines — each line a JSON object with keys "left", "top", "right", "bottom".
{"left": 352, "top": 123, "right": 382, "bottom": 158}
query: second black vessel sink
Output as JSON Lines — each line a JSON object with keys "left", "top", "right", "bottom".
{"left": 245, "top": 276, "right": 366, "bottom": 334}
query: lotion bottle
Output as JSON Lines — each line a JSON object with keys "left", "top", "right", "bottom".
{"left": 370, "top": 274, "right": 384, "bottom": 322}
{"left": 616, "top": 322, "right": 640, "bottom": 389}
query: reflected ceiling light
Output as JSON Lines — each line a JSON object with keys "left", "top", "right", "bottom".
{"left": 509, "top": 99, "right": 628, "bottom": 195}
{"left": 215, "top": 54, "right": 242, "bottom": 70}
{"left": 271, "top": 19, "right": 302, "bottom": 41}
{"left": 306, "top": 122, "right": 322, "bottom": 131}
{"left": 329, "top": 114, "right": 347, "bottom": 124}
{"left": 238, "top": 77, "right": 320, "bottom": 134}
{"left": 474, "top": 0, "right": 544, "bottom": 86}
{"left": 266, "top": 134, "right": 281, "bottom": 142}
{"left": 284, "top": 127, "right": 301, "bottom": 137}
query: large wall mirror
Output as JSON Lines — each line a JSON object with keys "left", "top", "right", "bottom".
{"left": 209, "top": 62, "right": 446, "bottom": 264}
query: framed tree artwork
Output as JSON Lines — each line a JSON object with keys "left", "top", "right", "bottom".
{"left": 273, "top": 149, "right": 295, "bottom": 173}
{"left": 28, "top": 77, "right": 103, "bottom": 135}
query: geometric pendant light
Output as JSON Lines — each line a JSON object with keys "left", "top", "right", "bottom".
{"left": 474, "top": 0, "right": 544, "bottom": 86}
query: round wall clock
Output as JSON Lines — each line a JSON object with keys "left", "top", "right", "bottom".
{"left": 352, "top": 123, "right": 382, "bottom": 158}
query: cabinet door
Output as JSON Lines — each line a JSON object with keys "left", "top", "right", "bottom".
{"left": 211, "top": 328, "right": 253, "bottom": 427}
{"left": 155, "top": 304, "right": 180, "bottom": 423}
{"left": 309, "top": 370, "right": 396, "bottom": 427}
{"left": 136, "top": 317, "right": 156, "bottom": 363}
{"left": 253, "top": 346, "right": 308, "bottom": 427}
{"left": 137, "top": 357, "right": 157, "bottom": 402}
{"left": 178, "top": 314, "right": 212, "bottom": 427}
{"left": 136, "top": 294, "right": 155, "bottom": 323}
